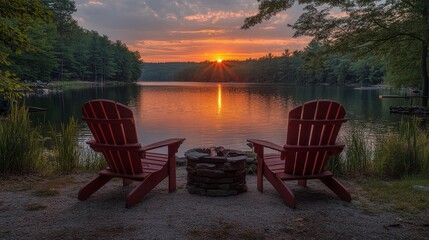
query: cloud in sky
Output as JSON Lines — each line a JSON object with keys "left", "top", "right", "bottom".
{"left": 73, "top": 0, "right": 310, "bottom": 62}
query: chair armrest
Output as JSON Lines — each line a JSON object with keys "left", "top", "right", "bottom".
{"left": 247, "top": 139, "right": 284, "bottom": 153}
{"left": 86, "top": 140, "right": 141, "bottom": 152}
{"left": 283, "top": 143, "right": 345, "bottom": 155}
{"left": 139, "top": 138, "right": 185, "bottom": 152}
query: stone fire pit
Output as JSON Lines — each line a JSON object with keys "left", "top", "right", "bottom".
{"left": 185, "top": 147, "right": 248, "bottom": 197}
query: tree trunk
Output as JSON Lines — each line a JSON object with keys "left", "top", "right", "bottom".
{"left": 422, "top": 4, "right": 429, "bottom": 107}
{"left": 422, "top": 41, "right": 428, "bottom": 107}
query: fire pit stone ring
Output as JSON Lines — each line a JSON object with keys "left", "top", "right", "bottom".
{"left": 185, "top": 147, "right": 248, "bottom": 197}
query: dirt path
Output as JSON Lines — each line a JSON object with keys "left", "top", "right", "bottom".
{"left": 0, "top": 167, "right": 427, "bottom": 240}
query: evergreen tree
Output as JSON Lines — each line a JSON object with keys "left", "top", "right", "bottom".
{"left": 0, "top": 0, "right": 50, "bottom": 99}
{"left": 242, "top": 0, "right": 429, "bottom": 106}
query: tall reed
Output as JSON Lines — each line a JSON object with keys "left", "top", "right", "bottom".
{"left": 342, "top": 127, "right": 372, "bottom": 176}
{"left": 0, "top": 104, "right": 44, "bottom": 173}
{"left": 326, "top": 155, "right": 343, "bottom": 176}
{"left": 50, "top": 117, "right": 80, "bottom": 173}
{"left": 80, "top": 147, "right": 106, "bottom": 171}
{"left": 373, "top": 117, "right": 429, "bottom": 178}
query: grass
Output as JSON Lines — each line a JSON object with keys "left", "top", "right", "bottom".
{"left": 50, "top": 117, "right": 80, "bottom": 173}
{"left": 50, "top": 81, "right": 91, "bottom": 90}
{"left": 0, "top": 107, "right": 106, "bottom": 174}
{"left": 343, "top": 127, "right": 371, "bottom": 176}
{"left": 0, "top": 104, "right": 45, "bottom": 173}
{"left": 79, "top": 148, "right": 106, "bottom": 171}
{"left": 326, "top": 155, "right": 343, "bottom": 176}
{"left": 50, "top": 80, "right": 132, "bottom": 90}
{"left": 373, "top": 117, "right": 429, "bottom": 178}
{"left": 331, "top": 117, "right": 429, "bottom": 179}
{"left": 49, "top": 117, "right": 107, "bottom": 173}
{"left": 326, "top": 127, "right": 371, "bottom": 177}
{"left": 360, "top": 177, "right": 429, "bottom": 213}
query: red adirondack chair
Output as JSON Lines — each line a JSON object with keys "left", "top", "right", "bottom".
{"left": 78, "top": 99, "right": 185, "bottom": 208}
{"left": 248, "top": 100, "right": 351, "bottom": 208}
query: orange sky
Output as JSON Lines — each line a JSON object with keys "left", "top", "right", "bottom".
{"left": 73, "top": 0, "right": 311, "bottom": 62}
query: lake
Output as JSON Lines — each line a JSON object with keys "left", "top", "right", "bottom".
{"left": 27, "top": 82, "right": 417, "bottom": 156}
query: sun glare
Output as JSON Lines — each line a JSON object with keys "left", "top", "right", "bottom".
{"left": 217, "top": 59, "right": 223, "bottom": 63}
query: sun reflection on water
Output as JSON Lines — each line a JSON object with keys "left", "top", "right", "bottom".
{"left": 217, "top": 84, "right": 222, "bottom": 114}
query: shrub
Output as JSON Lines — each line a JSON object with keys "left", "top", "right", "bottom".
{"left": 0, "top": 104, "right": 44, "bottom": 173}
{"left": 373, "top": 117, "right": 429, "bottom": 178}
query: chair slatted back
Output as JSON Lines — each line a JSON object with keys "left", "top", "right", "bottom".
{"left": 82, "top": 99, "right": 142, "bottom": 175}
{"left": 284, "top": 100, "right": 346, "bottom": 176}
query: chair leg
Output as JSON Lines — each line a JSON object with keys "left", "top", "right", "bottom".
{"left": 126, "top": 173, "right": 163, "bottom": 208}
{"left": 264, "top": 168, "right": 296, "bottom": 208}
{"left": 168, "top": 155, "right": 176, "bottom": 193}
{"left": 257, "top": 157, "right": 264, "bottom": 192}
{"left": 78, "top": 175, "right": 112, "bottom": 201}
{"left": 320, "top": 176, "right": 351, "bottom": 202}
{"left": 254, "top": 145, "right": 264, "bottom": 192}
{"left": 123, "top": 179, "right": 133, "bottom": 186}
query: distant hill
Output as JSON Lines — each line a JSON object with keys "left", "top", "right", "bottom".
{"left": 139, "top": 62, "right": 198, "bottom": 81}
{"left": 138, "top": 55, "right": 385, "bottom": 85}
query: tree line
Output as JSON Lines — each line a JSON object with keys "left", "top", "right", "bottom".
{"left": 242, "top": 0, "right": 429, "bottom": 106}
{"left": 141, "top": 41, "right": 385, "bottom": 85}
{"left": 1, "top": 0, "right": 141, "bottom": 95}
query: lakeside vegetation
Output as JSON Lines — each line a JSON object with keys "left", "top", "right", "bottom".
{"left": 0, "top": 105, "right": 105, "bottom": 174}
{"left": 242, "top": 0, "right": 429, "bottom": 107}
{"left": 1, "top": 0, "right": 141, "bottom": 100}
{"left": 141, "top": 42, "right": 385, "bottom": 86}
{"left": 327, "top": 117, "right": 429, "bottom": 179}
{"left": 1, "top": 105, "right": 428, "bottom": 180}
{"left": 1, "top": 104, "right": 428, "bottom": 213}
{"left": 0, "top": 0, "right": 428, "bottom": 214}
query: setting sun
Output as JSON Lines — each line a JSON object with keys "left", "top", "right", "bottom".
{"left": 217, "top": 59, "right": 223, "bottom": 63}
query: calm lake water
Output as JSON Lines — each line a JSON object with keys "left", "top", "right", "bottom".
{"left": 27, "top": 82, "right": 420, "bottom": 156}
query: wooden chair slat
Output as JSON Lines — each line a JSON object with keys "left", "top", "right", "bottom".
{"left": 78, "top": 99, "right": 185, "bottom": 208}
{"left": 247, "top": 100, "right": 351, "bottom": 208}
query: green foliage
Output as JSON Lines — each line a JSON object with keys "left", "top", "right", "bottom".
{"left": 0, "top": 0, "right": 50, "bottom": 99}
{"left": 342, "top": 128, "right": 372, "bottom": 176}
{"left": 41, "top": 0, "right": 77, "bottom": 35}
{"left": 1, "top": 0, "right": 141, "bottom": 85}
{"left": 362, "top": 178, "right": 429, "bottom": 213}
{"left": 242, "top": 0, "right": 429, "bottom": 105}
{"left": 326, "top": 155, "right": 343, "bottom": 176}
{"left": 80, "top": 149, "right": 106, "bottom": 171}
{"left": 10, "top": 22, "right": 59, "bottom": 81}
{"left": 0, "top": 70, "right": 31, "bottom": 100}
{"left": 50, "top": 117, "right": 80, "bottom": 173}
{"left": 241, "top": 0, "right": 294, "bottom": 30}
{"left": 373, "top": 117, "right": 429, "bottom": 178}
{"left": 383, "top": 40, "right": 421, "bottom": 88}
{"left": 0, "top": 0, "right": 51, "bottom": 65}
{"left": 44, "top": 28, "right": 142, "bottom": 82}
{"left": 37, "top": 0, "right": 142, "bottom": 83}
{"left": 0, "top": 104, "right": 45, "bottom": 173}
{"left": 327, "top": 127, "right": 372, "bottom": 177}
{"left": 144, "top": 50, "right": 385, "bottom": 85}
{"left": 331, "top": 117, "right": 429, "bottom": 179}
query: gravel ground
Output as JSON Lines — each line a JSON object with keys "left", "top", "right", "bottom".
{"left": 0, "top": 167, "right": 428, "bottom": 240}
